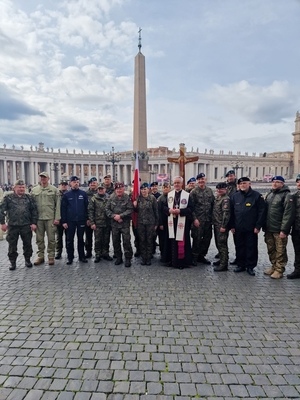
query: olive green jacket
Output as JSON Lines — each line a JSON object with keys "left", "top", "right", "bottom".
{"left": 31, "top": 184, "right": 61, "bottom": 221}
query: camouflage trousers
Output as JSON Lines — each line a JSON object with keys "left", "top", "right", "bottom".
{"left": 191, "top": 221, "right": 212, "bottom": 258}
{"left": 264, "top": 232, "right": 288, "bottom": 273}
{"left": 213, "top": 226, "right": 229, "bottom": 266}
{"left": 6, "top": 225, "right": 33, "bottom": 262}
{"left": 94, "top": 226, "right": 111, "bottom": 257}
{"left": 36, "top": 220, "right": 57, "bottom": 258}
{"left": 111, "top": 224, "right": 133, "bottom": 260}
{"left": 137, "top": 223, "right": 155, "bottom": 262}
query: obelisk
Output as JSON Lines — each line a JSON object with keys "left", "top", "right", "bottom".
{"left": 133, "top": 28, "right": 149, "bottom": 183}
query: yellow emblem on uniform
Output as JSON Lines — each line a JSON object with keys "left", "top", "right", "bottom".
{"left": 246, "top": 203, "right": 251, "bottom": 206}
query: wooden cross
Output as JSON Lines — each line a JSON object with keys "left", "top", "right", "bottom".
{"left": 168, "top": 143, "right": 199, "bottom": 189}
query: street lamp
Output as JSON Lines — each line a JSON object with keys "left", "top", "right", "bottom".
{"left": 50, "top": 162, "right": 60, "bottom": 185}
{"left": 230, "top": 159, "right": 244, "bottom": 180}
{"left": 106, "top": 147, "right": 121, "bottom": 183}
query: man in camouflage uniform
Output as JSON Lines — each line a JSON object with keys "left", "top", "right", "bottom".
{"left": 55, "top": 179, "right": 69, "bottom": 259}
{"left": 264, "top": 176, "right": 295, "bottom": 279}
{"left": 288, "top": 174, "right": 300, "bottom": 279}
{"left": 212, "top": 182, "right": 231, "bottom": 271}
{"left": 88, "top": 184, "right": 112, "bottom": 263}
{"left": 106, "top": 182, "right": 133, "bottom": 267}
{"left": 190, "top": 173, "right": 214, "bottom": 265}
{"left": 103, "top": 174, "right": 115, "bottom": 196}
{"left": 133, "top": 182, "right": 159, "bottom": 265}
{"left": 186, "top": 177, "right": 196, "bottom": 193}
{"left": 85, "top": 177, "right": 99, "bottom": 258}
{"left": 0, "top": 179, "right": 38, "bottom": 270}
{"left": 31, "top": 172, "right": 61, "bottom": 266}
{"left": 226, "top": 170, "right": 238, "bottom": 196}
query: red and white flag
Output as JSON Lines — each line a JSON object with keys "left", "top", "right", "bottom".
{"left": 132, "top": 155, "right": 140, "bottom": 228}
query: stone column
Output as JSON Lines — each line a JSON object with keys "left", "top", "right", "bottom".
{"left": 11, "top": 161, "right": 17, "bottom": 183}
{"left": 3, "top": 160, "right": 8, "bottom": 184}
{"left": 80, "top": 164, "right": 84, "bottom": 183}
{"left": 34, "top": 162, "right": 39, "bottom": 184}
{"left": 73, "top": 163, "right": 77, "bottom": 177}
{"left": 88, "top": 164, "right": 91, "bottom": 179}
{"left": 124, "top": 165, "right": 129, "bottom": 185}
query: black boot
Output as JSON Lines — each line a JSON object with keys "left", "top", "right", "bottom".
{"left": 9, "top": 261, "right": 16, "bottom": 271}
{"left": 102, "top": 255, "right": 113, "bottom": 261}
{"left": 213, "top": 260, "right": 221, "bottom": 266}
{"left": 114, "top": 258, "right": 123, "bottom": 265}
{"left": 25, "top": 259, "right": 33, "bottom": 268}
{"left": 85, "top": 252, "right": 92, "bottom": 259}
{"left": 234, "top": 266, "right": 246, "bottom": 273}
{"left": 214, "top": 264, "right": 228, "bottom": 272}
{"left": 287, "top": 270, "right": 300, "bottom": 279}
{"left": 55, "top": 253, "right": 62, "bottom": 260}
{"left": 94, "top": 256, "right": 101, "bottom": 263}
{"left": 125, "top": 259, "right": 131, "bottom": 268}
{"left": 198, "top": 257, "right": 211, "bottom": 265}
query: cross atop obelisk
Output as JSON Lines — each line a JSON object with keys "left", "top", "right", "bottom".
{"left": 133, "top": 27, "right": 149, "bottom": 183}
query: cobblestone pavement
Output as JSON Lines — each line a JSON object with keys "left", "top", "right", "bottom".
{"left": 0, "top": 231, "right": 300, "bottom": 400}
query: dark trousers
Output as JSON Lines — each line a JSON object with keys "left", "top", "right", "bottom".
{"left": 66, "top": 221, "right": 86, "bottom": 260}
{"left": 56, "top": 223, "right": 66, "bottom": 255}
{"left": 6, "top": 225, "right": 33, "bottom": 262}
{"left": 235, "top": 231, "right": 258, "bottom": 270}
{"left": 292, "top": 230, "right": 300, "bottom": 270}
{"left": 85, "top": 225, "right": 94, "bottom": 254}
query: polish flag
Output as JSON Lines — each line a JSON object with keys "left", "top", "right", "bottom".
{"left": 132, "top": 155, "right": 140, "bottom": 228}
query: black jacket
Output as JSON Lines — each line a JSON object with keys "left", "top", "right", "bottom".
{"left": 230, "top": 188, "right": 266, "bottom": 232}
{"left": 61, "top": 189, "right": 88, "bottom": 223}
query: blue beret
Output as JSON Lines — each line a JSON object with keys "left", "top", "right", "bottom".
{"left": 196, "top": 173, "right": 205, "bottom": 179}
{"left": 272, "top": 175, "right": 285, "bottom": 182}
{"left": 187, "top": 177, "right": 196, "bottom": 184}
{"left": 88, "top": 177, "right": 97, "bottom": 184}
{"left": 70, "top": 176, "right": 79, "bottom": 182}
{"left": 140, "top": 182, "right": 149, "bottom": 189}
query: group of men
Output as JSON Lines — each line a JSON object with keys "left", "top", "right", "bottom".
{"left": 1, "top": 168, "right": 300, "bottom": 280}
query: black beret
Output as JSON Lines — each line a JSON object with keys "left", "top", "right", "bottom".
{"left": 216, "top": 182, "right": 228, "bottom": 189}
{"left": 237, "top": 177, "right": 250, "bottom": 184}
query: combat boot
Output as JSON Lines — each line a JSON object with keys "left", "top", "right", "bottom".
{"left": 214, "top": 264, "right": 228, "bottom": 272}
{"left": 25, "top": 259, "right": 33, "bottom": 268}
{"left": 271, "top": 270, "right": 283, "bottom": 279}
{"left": 94, "top": 256, "right": 101, "bottom": 263}
{"left": 264, "top": 267, "right": 275, "bottom": 275}
{"left": 198, "top": 256, "right": 211, "bottom": 265}
{"left": 114, "top": 258, "right": 123, "bottom": 265}
{"left": 102, "top": 255, "right": 113, "bottom": 261}
{"left": 55, "top": 253, "right": 62, "bottom": 260}
{"left": 213, "top": 260, "right": 221, "bottom": 266}
{"left": 34, "top": 257, "right": 44, "bottom": 265}
{"left": 287, "top": 270, "right": 300, "bottom": 279}
{"left": 125, "top": 259, "right": 131, "bottom": 268}
{"left": 48, "top": 258, "right": 55, "bottom": 265}
{"left": 9, "top": 261, "right": 16, "bottom": 271}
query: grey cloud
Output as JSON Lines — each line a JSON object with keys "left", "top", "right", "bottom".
{"left": 0, "top": 84, "right": 45, "bottom": 120}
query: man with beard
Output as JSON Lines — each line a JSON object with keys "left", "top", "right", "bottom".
{"left": 161, "top": 176, "right": 193, "bottom": 269}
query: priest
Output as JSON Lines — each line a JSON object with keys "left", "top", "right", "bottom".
{"left": 161, "top": 176, "right": 193, "bottom": 269}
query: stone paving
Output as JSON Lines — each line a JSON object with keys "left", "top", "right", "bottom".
{"left": 0, "top": 232, "right": 300, "bottom": 400}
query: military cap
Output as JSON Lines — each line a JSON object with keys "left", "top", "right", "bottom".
{"left": 70, "top": 175, "right": 79, "bottom": 182}
{"left": 296, "top": 174, "right": 300, "bottom": 182}
{"left": 14, "top": 179, "right": 25, "bottom": 186}
{"left": 216, "top": 182, "right": 228, "bottom": 189}
{"left": 97, "top": 183, "right": 105, "bottom": 189}
{"left": 39, "top": 171, "right": 49, "bottom": 178}
{"left": 150, "top": 182, "right": 158, "bottom": 187}
{"left": 272, "top": 175, "right": 285, "bottom": 182}
{"left": 88, "top": 177, "right": 97, "bottom": 184}
{"left": 196, "top": 173, "right": 205, "bottom": 179}
{"left": 115, "top": 182, "right": 124, "bottom": 189}
{"left": 104, "top": 174, "right": 111, "bottom": 179}
{"left": 60, "top": 179, "right": 68, "bottom": 185}
{"left": 140, "top": 182, "right": 149, "bottom": 189}
{"left": 162, "top": 182, "right": 171, "bottom": 187}
{"left": 225, "top": 170, "right": 235, "bottom": 177}
{"left": 237, "top": 177, "right": 250, "bottom": 184}
{"left": 187, "top": 177, "right": 196, "bottom": 184}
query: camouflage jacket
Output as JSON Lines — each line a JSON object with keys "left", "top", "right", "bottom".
{"left": 293, "top": 190, "right": 300, "bottom": 231}
{"left": 190, "top": 186, "right": 214, "bottom": 222}
{"left": 88, "top": 193, "right": 110, "bottom": 227}
{"left": 212, "top": 194, "right": 231, "bottom": 228}
{"left": 106, "top": 192, "right": 133, "bottom": 227}
{"left": 227, "top": 180, "right": 237, "bottom": 197}
{"left": 265, "top": 185, "right": 294, "bottom": 234}
{"left": 0, "top": 193, "right": 38, "bottom": 226}
{"left": 86, "top": 188, "right": 98, "bottom": 201}
{"left": 134, "top": 195, "right": 159, "bottom": 226}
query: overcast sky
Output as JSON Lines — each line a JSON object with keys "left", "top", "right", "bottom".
{"left": 1, "top": 0, "right": 300, "bottom": 154}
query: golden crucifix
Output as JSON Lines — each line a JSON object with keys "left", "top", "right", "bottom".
{"left": 168, "top": 143, "right": 199, "bottom": 189}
